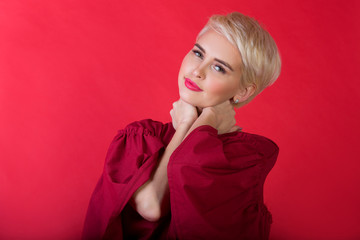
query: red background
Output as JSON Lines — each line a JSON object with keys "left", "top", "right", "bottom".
{"left": 1, "top": 0, "right": 359, "bottom": 239}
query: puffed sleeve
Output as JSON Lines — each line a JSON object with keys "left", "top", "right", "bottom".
{"left": 82, "top": 119, "right": 173, "bottom": 240}
{"left": 167, "top": 125, "right": 278, "bottom": 240}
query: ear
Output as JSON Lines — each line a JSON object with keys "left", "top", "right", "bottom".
{"left": 233, "top": 84, "right": 256, "bottom": 104}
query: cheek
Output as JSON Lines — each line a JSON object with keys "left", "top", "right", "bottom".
{"left": 206, "top": 80, "right": 234, "bottom": 96}
{"left": 179, "top": 55, "right": 191, "bottom": 72}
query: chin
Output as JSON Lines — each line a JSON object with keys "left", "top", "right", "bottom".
{"left": 179, "top": 93, "right": 198, "bottom": 107}
{"left": 179, "top": 95, "right": 208, "bottom": 109}
{"left": 179, "top": 88, "right": 218, "bottom": 108}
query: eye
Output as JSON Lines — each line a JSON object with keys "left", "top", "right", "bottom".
{"left": 214, "top": 65, "right": 226, "bottom": 74}
{"left": 192, "top": 50, "right": 203, "bottom": 59}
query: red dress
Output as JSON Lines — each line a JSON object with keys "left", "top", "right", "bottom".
{"left": 82, "top": 119, "right": 278, "bottom": 240}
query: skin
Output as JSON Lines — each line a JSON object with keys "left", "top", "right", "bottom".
{"left": 179, "top": 29, "right": 245, "bottom": 108}
{"left": 130, "top": 29, "right": 255, "bottom": 222}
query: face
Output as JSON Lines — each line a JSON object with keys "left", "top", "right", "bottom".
{"left": 178, "top": 29, "right": 243, "bottom": 108}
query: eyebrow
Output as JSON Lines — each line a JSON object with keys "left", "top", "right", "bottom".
{"left": 194, "top": 43, "right": 234, "bottom": 72}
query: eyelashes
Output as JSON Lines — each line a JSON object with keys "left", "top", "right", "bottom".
{"left": 213, "top": 65, "right": 226, "bottom": 73}
{"left": 191, "top": 49, "right": 226, "bottom": 74}
{"left": 192, "top": 49, "right": 203, "bottom": 58}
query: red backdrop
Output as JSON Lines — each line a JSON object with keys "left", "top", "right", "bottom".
{"left": 1, "top": 0, "right": 359, "bottom": 239}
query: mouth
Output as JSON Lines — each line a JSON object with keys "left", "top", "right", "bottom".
{"left": 184, "top": 78, "right": 203, "bottom": 92}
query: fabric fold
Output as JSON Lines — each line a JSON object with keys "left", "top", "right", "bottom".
{"left": 82, "top": 119, "right": 278, "bottom": 240}
{"left": 167, "top": 125, "right": 278, "bottom": 240}
{"left": 82, "top": 120, "right": 173, "bottom": 239}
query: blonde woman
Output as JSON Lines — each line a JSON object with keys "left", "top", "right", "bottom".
{"left": 83, "top": 12, "right": 281, "bottom": 240}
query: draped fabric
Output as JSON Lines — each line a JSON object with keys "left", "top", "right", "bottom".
{"left": 82, "top": 119, "right": 278, "bottom": 240}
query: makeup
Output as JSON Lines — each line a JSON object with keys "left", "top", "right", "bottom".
{"left": 185, "top": 78, "right": 203, "bottom": 92}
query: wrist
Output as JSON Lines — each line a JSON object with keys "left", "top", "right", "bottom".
{"left": 176, "top": 121, "right": 193, "bottom": 132}
{"left": 196, "top": 110, "right": 217, "bottom": 129}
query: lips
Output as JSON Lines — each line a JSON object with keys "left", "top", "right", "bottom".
{"left": 184, "top": 78, "right": 203, "bottom": 92}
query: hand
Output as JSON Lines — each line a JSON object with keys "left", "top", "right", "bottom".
{"left": 201, "top": 100, "right": 240, "bottom": 134}
{"left": 170, "top": 99, "right": 198, "bottom": 130}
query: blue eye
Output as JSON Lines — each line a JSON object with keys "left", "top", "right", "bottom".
{"left": 214, "top": 65, "right": 226, "bottom": 73}
{"left": 192, "top": 50, "right": 203, "bottom": 58}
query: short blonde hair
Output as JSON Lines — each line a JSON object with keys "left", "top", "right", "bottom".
{"left": 197, "top": 12, "right": 281, "bottom": 106}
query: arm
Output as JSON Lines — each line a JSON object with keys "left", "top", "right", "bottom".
{"left": 131, "top": 100, "right": 197, "bottom": 222}
{"left": 166, "top": 127, "right": 277, "bottom": 240}
{"left": 186, "top": 100, "right": 240, "bottom": 138}
{"left": 131, "top": 99, "right": 239, "bottom": 222}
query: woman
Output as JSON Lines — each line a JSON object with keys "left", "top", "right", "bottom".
{"left": 83, "top": 12, "right": 281, "bottom": 240}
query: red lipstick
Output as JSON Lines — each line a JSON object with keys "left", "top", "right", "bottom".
{"left": 185, "top": 78, "right": 203, "bottom": 92}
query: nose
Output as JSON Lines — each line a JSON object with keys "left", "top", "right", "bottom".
{"left": 192, "top": 63, "right": 206, "bottom": 79}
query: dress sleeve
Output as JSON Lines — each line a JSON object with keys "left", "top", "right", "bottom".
{"left": 82, "top": 120, "right": 169, "bottom": 240}
{"left": 167, "top": 125, "right": 278, "bottom": 240}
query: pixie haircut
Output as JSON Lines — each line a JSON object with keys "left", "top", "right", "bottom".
{"left": 197, "top": 12, "right": 281, "bottom": 106}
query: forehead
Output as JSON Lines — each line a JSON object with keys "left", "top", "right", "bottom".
{"left": 196, "top": 29, "right": 242, "bottom": 68}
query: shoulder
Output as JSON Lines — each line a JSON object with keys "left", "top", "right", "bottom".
{"left": 244, "top": 132, "right": 279, "bottom": 158}
{"left": 123, "top": 119, "right": 164, "bottom": 133}
{"left": 221, "top": 130, "right": 279, "bottom": 158}
{"left": 219, "top": 130, "right": 279, "bottom": 171}
{"left": 118, "top": 119, "right": 175, "bottom": 144}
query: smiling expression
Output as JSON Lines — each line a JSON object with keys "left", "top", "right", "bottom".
{"left": 178, "top": 29, "right": 243, "bottom": 108}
